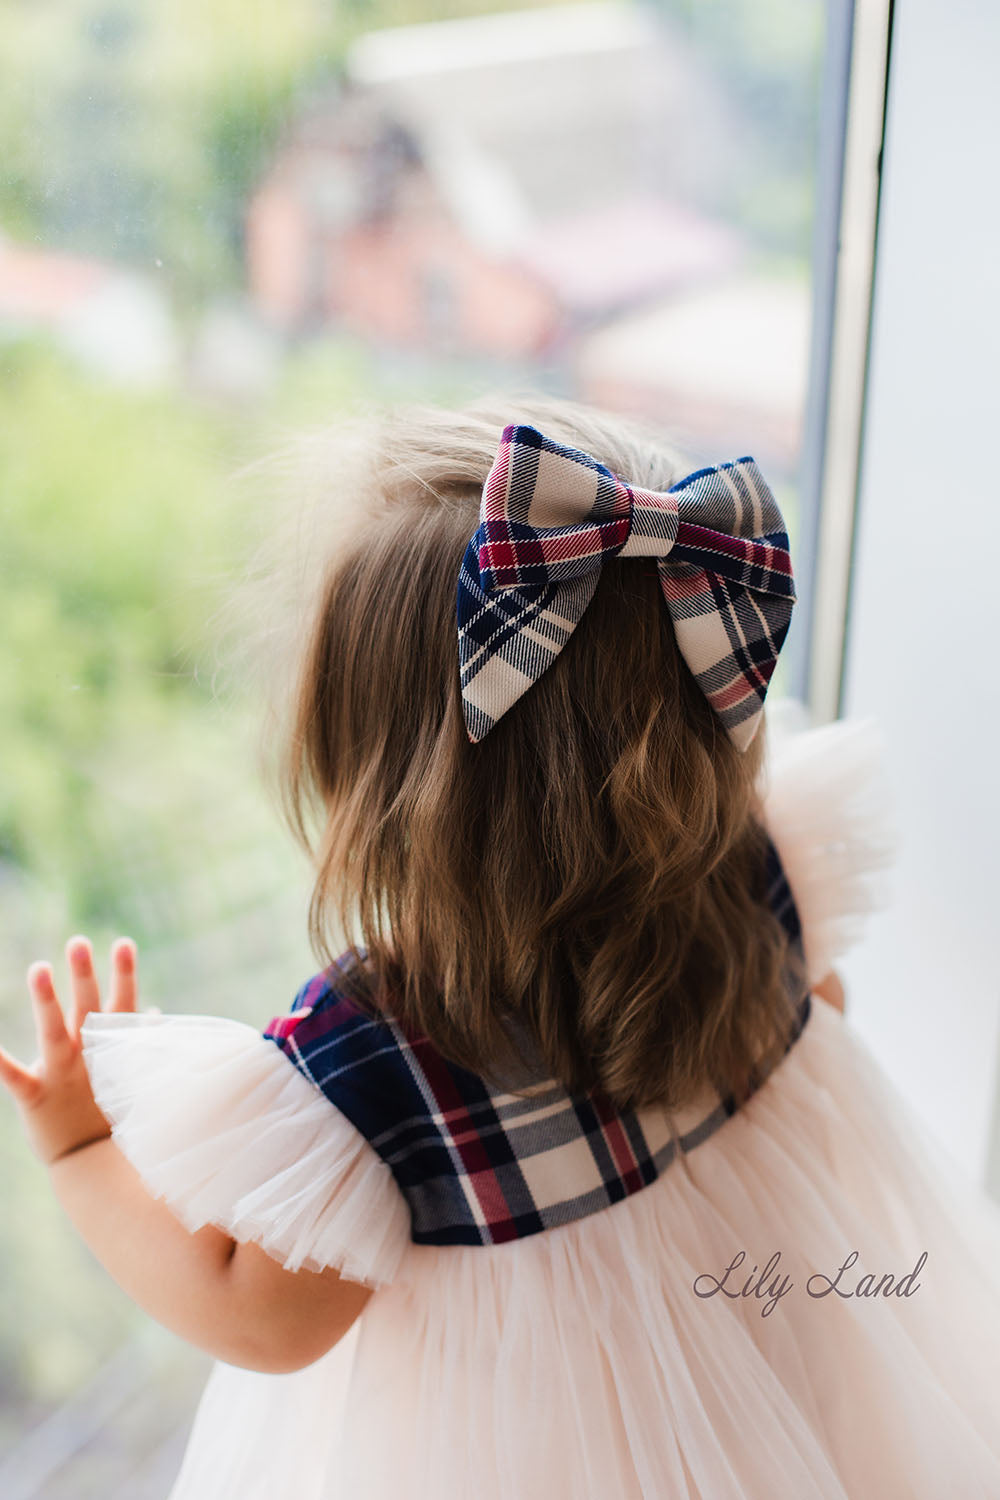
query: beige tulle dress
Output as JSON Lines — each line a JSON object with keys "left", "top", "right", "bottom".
{"left": 80, "top": 718, "right": 1000, "bottom": 1499}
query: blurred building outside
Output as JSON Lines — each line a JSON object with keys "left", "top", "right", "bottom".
{"left": 246, "top": 2, "right": 811, "bottom": 471}
{"left": 0, "top": 4, "right": 811, "bottom": 475}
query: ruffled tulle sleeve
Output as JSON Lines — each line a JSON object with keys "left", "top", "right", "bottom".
{"left": 79, "top": 1010, "right": 412, "bottom": 1287}
{"left": 760, "top": 708, "right": 899, "bottom": 985}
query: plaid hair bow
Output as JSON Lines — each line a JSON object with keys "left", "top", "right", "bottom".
{"left": 456, "top": 424, "right": 796, "bottom": 748}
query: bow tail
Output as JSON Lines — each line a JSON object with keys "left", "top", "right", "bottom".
{"left": 458, "top": 549, "right": 599, "bottom": 743}
{"left": 657, "top": 562, "right": 794, "bottom": 750}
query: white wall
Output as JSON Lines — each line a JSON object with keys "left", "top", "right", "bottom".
{"left": 840, "top": 0, "right": 1000, "bottom": 1185}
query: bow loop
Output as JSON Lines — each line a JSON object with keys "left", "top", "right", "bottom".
{"left": 457, "top": 424, "right": 795, "bottom": 749}
{"left": 476, "top": 424, "right": 633, "bottom": 591}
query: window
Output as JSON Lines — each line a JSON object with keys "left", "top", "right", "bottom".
{"left": 0, "top": 1, "right": 856, "bottom": 1487}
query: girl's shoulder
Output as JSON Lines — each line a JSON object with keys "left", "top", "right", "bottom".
{"left": 263, "top": 949, "right": 422, "bottom": 1150}
{"left": 759, "top": 710, "right": 898, "bottom": 984}
{"left": 80, "top": 972, "right": 412, "bottom": 1287}
{"left": 264, "top": 947, "right": 381, "bottom": 1059}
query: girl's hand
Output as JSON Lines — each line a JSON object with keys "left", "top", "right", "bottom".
{"left": 0, "top": 937, "right": 138, "bottom": 1166}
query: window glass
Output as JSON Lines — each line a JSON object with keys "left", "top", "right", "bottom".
{"left": 0, "top": 1, "right": 827, "bottom": 1485}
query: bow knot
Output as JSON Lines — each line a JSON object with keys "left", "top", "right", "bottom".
{"left": 457, "top": 425, "right": 795, "bottom": 749}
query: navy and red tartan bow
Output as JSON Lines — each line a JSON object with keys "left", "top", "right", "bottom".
{"left": 456, "top": 424, "right": 796, "bottom": 749}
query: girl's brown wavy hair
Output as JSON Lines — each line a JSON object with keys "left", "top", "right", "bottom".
{"left": 277, "top": 396, "right": 803, "bottom": 1113}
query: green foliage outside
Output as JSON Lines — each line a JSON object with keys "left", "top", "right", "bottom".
{"left": 0, "top": 339, "right": 275, "bottom": 1409}
{"left": 1, "top": 342, "right": 231, "bottom": 897}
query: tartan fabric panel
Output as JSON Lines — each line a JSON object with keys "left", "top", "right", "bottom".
{"left": 263, "top": 836, "right": 810, "bottom": 1248}
{"left": 457, "top": 425, "right": 796, "bottom": 750}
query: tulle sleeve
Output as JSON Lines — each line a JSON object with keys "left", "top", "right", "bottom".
{"left": 760, "top": 709, "right": 899, "bottom": 985}
{"left": 79, "top": 1010, "right": 412, "bottom": 1287}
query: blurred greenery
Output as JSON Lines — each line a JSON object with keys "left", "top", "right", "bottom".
{"left": 653, "top": 0, "right": 824, "bottom": 253}
{"left": 0, "top": 1, "right": 338, "bottom": 299}
{"left": 1, "top": 342, "right": 232, "bottom": 902}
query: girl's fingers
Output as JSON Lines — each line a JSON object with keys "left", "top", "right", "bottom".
{"left": 27, "top": 962, "right": 72, "bottom": 1066}
{"left": 109, "top": 938, "right": 138, "bottom": 1012}
{"left": 0, "top": 1044, "right": 41, "bottom": 1105}
{"left": 66, "top": 936, "right": 101, "bottom": 1037}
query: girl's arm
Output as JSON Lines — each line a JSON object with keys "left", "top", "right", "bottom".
{"left": 0, "top": 940, "right": 372, "bottom": 1374}
{"left": 50, "top": 1140, "right": 372, "bottom": 1373}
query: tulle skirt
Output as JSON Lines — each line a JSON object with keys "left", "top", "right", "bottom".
{"left": 166, "top": 998, "right": 1000, "bottom": 1499}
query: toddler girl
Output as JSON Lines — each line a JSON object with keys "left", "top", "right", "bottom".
{"left": 4, "top": 398, "right": 1000, "bottom": 1499}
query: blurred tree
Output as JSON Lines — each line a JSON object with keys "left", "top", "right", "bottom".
{"left": 652, "top": 0, "right": 826, "bottom": 255}
{"left": 0, "top": 341, "right": 236, "bottom": 915}
{"left": 0, "top": 0, "right": 341, "bottom": 300}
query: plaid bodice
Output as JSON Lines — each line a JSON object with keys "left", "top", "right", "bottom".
{"left": 263, "top": 837, "right": 810, "bottom": 1248}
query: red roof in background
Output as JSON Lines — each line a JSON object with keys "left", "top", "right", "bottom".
{"left": 0, "top": 240, "right": 111, "bottom": 322}
{"left": 517, "top": 197, "right": 743, "bottom": 316}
